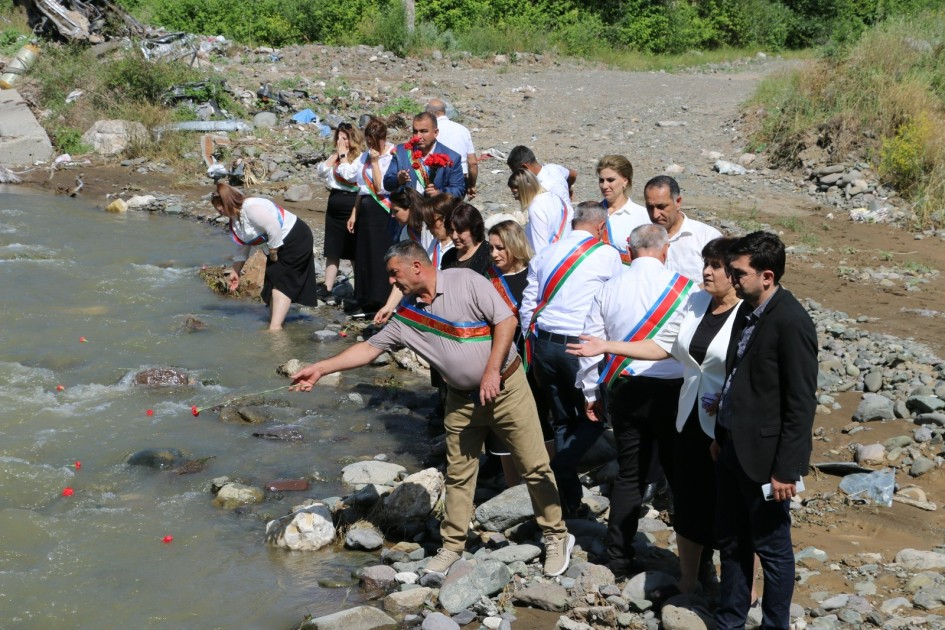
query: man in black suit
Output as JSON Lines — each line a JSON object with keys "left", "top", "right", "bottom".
{"left": 712, "top": 231, "right": 817, "bottom": 630}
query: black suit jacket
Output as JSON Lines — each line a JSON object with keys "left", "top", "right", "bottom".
{"left": 724, "top": 287, "right": 818, "bottom": 484}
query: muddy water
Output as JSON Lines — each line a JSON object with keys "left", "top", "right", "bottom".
{"left": 0, "top": 188, "right": 429, "bottom": 628}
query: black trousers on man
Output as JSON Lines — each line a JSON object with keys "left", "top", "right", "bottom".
{"left": 605, "top": 374, "right": 681, "bottom": 577}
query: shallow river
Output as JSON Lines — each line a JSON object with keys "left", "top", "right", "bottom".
{"left": 0, "top": 187, "right": 429, "bottom": 628}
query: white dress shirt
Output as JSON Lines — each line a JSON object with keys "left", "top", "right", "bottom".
{"left": 520, "top": 229, "right": 622, "bottom": 337}
{"left": 537, "top": 162, "right": 574, "bottom": 212}
{"left": 316, "top": 158, "right": 360, "bottom": 192}
{"left": 578, "top": 256, "right": 701, "bottom": 402}
{"left": 435, "top": 115, "right": 475, "bottom": 175}
{"left": 354, "top": 143, "right": 394, "bottom": 196}
{"left": 230, "top": 198, "right": 298, "bottom": 262}
{"left": 665, "top": 213, "right": 723, "bottom": 282}
{"left": 603, "top": 198, "right": 650, "bottom": 264}
{"left": 524, "top": 191, "right": 573, "bottom": 257}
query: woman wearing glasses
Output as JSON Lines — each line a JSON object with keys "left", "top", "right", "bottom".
{"left": 315, "top": 122, "right": 363, "bottom": 303}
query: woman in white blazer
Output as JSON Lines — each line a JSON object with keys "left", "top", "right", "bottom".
{"left": 568, "top": 237, "right": 741, "bottom": 600}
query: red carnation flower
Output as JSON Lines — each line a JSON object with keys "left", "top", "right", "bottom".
{"left": 412, "top": 150, "right": 423, "bottom": 160}
{"left": 191, "top": 406, "right": 200, "bottom": 417}
{"left": 62, "top": 487, "right": 74, "bottom": 497}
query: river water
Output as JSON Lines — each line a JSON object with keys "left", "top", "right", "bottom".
{"left": 0, "top": 188, "right": 430, "bottom": 628}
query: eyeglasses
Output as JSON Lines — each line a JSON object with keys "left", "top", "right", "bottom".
{"left": 729, "top": 267, "right": 763, "bottom": 281}
{"left": 337, "top": 122, "right": 352, "bottom": 131}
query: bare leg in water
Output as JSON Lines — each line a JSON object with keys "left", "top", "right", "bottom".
{"left": 268, "top": 289, "right": 291, "bottom": 330}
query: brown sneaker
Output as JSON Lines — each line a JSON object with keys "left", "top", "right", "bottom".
{"left": 423, "top": 548, "right": 462, "bottom": 574}
{"left": 543, "top": 533, "right": 575, "bottom": 577}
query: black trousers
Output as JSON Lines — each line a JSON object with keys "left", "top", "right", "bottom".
{"left": 605, "top": 375, "right": 681, "bottom": 574}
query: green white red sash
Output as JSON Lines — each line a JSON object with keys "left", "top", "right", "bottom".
{"left": 230, "top": 204, "right": 285, "bottom": 246}
{"left": 393, "top": 301, "right": 491, "bottom": 343}
{"left": 401, "top": 145, "right": 429, "bottom": 189}
{"left": 602, "top": 216, "right": 632, "bottom": 266}
{"left": 485, "top": 265, "right": 519, "bottom": 316}
{"left": 362, "top": 158, "right": 392, "bottom": 212}
{"left": 523, "top": 236, "right": 605, "bottom": 368}
{"left": 332, "top": 163, "right": 359, "bottom": 192}
{"left": 598, "top": 273, "right": 695, "bottom": 387}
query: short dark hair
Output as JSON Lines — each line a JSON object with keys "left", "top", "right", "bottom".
{"left": 701, "top": 236, "right": 738, "bottom": 266}
{"left": 413, "top": 111, "right": 438, "bottom": 129}
{"left": 389, "top": 187, "right": 426, "bottom": 233}
{"left": 384, "top": 239, "right": 430, "bottom": 264}
{"left": 364, "top": 117, "right": 387, "bottom": 150}
{"left": 420, "top": 192, "right": 461, "bottom": 230}
{"left": 728, "top": 231, "right": 785, "bottom": 284}
{"left": 644, "top": 175, "right": 681, "bottom": 199}
{"left": 507, "top": 145, "right": 537, "bottom": 169}
{"left": 445, "top": 203, "right": 485, "bottom": 244}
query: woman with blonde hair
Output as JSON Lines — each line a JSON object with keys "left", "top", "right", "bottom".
{"left": 596, "top": 154, "right": 650, "bottom": 265}
{"left": 211, "top": 181, "right": 316, "bottom": 330}
{"left": 315, "top": 122, "right": 364, "bottom": 303}
{"left": 508, "top": 168, "right": 571, "bottom": 257}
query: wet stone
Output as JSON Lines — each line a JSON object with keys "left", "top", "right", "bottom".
{"left": 252, "top": 425, "right": 303, "bottom": 441}
{"left": 126, "top": 447, "right": 184, "bottom": 470}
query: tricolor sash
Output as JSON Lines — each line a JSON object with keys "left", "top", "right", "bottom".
{"left": 406, "top": 226, "right": 422, "bottom": 243}
{"left": 523, "top": 236, "right": 605, "bottom": 368}
{"left": 332, "top": 163, "right": 359, "bottom": 192}
{"left": 362, "top": 157, "right": 392, "bottom": 212}
{"left": 602, "top": 217, "right": 632, "bottom": 266}
{"left": 401, "top": 145, "right": 430, "bottom": 189}
{"left": 549, "top": 199, "right": 569, "bottom": 244}
{"left": 393, "top": 301, "right": 491, "bottom": 343}
{"left": 485, "top": 265, "right": 519, "bottom": 317}
{"left": 597, "top": 273, "right": 695, "bottom": 387}
{"left": 230, "top": 204, "right": 285, "bottom": 246}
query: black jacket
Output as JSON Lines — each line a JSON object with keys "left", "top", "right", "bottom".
{"left": 724, "top": 287, "right": 818, "bottom": 484}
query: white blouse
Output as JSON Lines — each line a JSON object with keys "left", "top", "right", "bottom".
{"left": 229, "top": 198, "right": 297, "bottom": 262}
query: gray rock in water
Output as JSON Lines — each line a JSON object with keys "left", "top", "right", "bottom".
{"left": 512, "top": 582, "right": 569, "bottom": 612}
{"left": 125, "top": 447, "right": 184, "bottom": 469}
{"left": 276, "top": 358, "right": 305, "bottom": 377}
{"left": 312, "top": 329, "right": 344, "bottom": 343}
{"left": 266, "top": 501, "right": 335, "bottom": 551}
{"left": 346, "top": 525, "right": 384, "bottom": 551}
{"left": 213, "top": 482, "right": 264, "bottom": 509}
{"left": 252, "top": 425, "right": 303, "bottom": 441}
{"left": 299, "top": 605, "right": 397, "bottom": 630}
{"left": 360, "top": 565, "right": 398, "bottom": 599}
{"left": 854, "top": 393, "right": 895, "bottom": 422}
{"left": 382, "top": 586, "right": 434, "bottom": 617}
{"left": 438, "top": 559, "right": 512, "bottom": 614}
{"left": 474, "top": 483, "right": 534, "bottom": 531}
{"left": 235, "top": 406, "right": 274, "bottom": 424}
{"left": 133, "top": 367, "right": 192, "bottom": 386}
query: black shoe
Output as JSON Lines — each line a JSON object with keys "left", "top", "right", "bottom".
{"left": 315, "top": 283, "right": 331, "bottom": 302}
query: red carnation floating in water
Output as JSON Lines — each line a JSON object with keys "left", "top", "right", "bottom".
{"left": 56, "top": 384, "right": 65, "bottom": 391}
{"left": 79, "top": 337, "right": 88, "bottom": 343}
{"left": 146, "top": 409, "right": 154, "bottom": 417}
{"left": 62, "top": 487, "right": 74, "bottom": 497}
{"left": 162, "top": 535, "right": 174, "bottom": 544}
{"left": 74, "top": 461, "right": 81, "bottom": 469}
{"left": 191, "top": 406, "right": 200, "bottom": 417}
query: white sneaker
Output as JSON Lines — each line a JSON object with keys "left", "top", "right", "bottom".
{"left": 543, "top": 533, "right": 575, "bottom": 577}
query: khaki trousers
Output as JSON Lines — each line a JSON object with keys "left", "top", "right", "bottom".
{"left": 441, "top": 366, "right": 567, "bottom": 551}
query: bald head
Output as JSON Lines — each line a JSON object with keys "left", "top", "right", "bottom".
{"left": 628, "top": 224, "right": 669, "bottom": 261}
{"left": 425, "top": 99, "right": 446, "bottom": 116}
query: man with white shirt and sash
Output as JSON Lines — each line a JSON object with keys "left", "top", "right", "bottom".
{"left": 519, "top": 201, "right": 622, "bottom": 519}
{"left": 290, "top": 240, "right": 574, "bottom": 578}
{"left": 576, "top": 223, "right": 697, "bottom": 579}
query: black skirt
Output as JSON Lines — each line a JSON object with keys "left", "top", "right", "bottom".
{"left": 323, "top": 189, "right": 358, "bottom": 261}
{"left": 262, "top": 219, "right": 317, "bottom": 307}
{"left": 353, "top": 195, "right": 397, "bottom": 308}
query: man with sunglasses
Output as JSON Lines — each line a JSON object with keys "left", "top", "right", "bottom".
{"left": 713, "top": 231, "right": 817, "bottom": 630}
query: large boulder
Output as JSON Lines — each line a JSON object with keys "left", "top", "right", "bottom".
{"left": 82, "top": 119, "right": 148, "bottom": 156}
{"left": 474, "top": 483, "right": 534, "bottom": 531}
{"left": 213, "top": 482, "right": 264, "bottom": 509}
{"left": 377, "top": 467, "right": 444, "bottom": 527}
{"left": 298, "top": 605, "right": 397, "bottom": 630}
{"left": 266, "top": 501, "right": 336, "bottom": 551}
{"left": 438, "top": 559, "right": 512, "bottom": 614}
{"left": 133, "top": 367, "right": 193, "bottom": 386}
{"left": 341, "top": 461, "right": 406, "bottom": 490}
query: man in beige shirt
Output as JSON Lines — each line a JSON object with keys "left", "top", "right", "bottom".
{"left": 291, "top": 240, "right": 574, "bottom": 577}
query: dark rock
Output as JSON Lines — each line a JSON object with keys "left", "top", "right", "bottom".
{"left": 252, "top": 425, "right": 303, "bottom": 441}
{"left": 126, "top": 448, "right": 184, "bottom": 470}
{"left": 133, "top": 367, "right": 192, "bottom": 386}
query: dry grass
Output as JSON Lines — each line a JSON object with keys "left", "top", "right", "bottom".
{"left": 747, "top": 10, "right": 945, "bottom": 228}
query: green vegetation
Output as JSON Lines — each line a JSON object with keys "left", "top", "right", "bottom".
{"left": 747, "top": 9, "right": 945, "bottom": 228}
{"left": 111, "top": 0, "right": 942, "bottom": 59}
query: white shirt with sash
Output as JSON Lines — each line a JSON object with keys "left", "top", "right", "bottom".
{"left": 577, "top": 256, "right": 701, "bottom": 403}
{"left": 524, "top": 191, "right": 573, "bottom": 258}
{"left": 520, "top": 229, "right": 622, "bottom": 337}
{"left": 602, "top": 198, "right": 650, "bottom": 264}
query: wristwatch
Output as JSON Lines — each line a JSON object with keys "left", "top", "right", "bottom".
{"left": 339, "top": 153, "right": 346, "bottom": 159}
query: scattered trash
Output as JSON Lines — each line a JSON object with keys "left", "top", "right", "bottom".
{"left": 480, "top": 147, "right": 508, "bottom": 161}
{"left": 65, "top": 89, "right": 84, "bottom": 104}
{"left": 0, "top": 165, "right": 24, "bottom": 184}
{"left": 838, "top": 468, "right": 895, "bottom": 507}
{"left": 141, "top": 32, "right": 197, "bottom": 63}
{"left": 24, "top": 0, "right": 146, "bottom": 43}
{"left": 154, "top": 120, "right": 252, "bottom": 140}
{"left": 54, "top": 154, "right": 73, "bottom": 164}
{"left": 714, "top": 160, "right": 748, "bottom": 175}
{"left": 0, "top": 43, "right": 40, "bottom": 89}
{"left": 512, "top": 85, "right": 537, "bottom": 93}
{"left": 290, "top": 109, "right": 318, "bottom": 124}
{"left": 850, "top": 207, "right": 888, "bottom": 223}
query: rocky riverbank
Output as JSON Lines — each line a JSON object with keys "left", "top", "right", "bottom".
{"left": 7, "top": 39, "right": 945, "bottom": 630}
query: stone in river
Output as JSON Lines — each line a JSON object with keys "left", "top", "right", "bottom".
{"left": 133, "top": 367, "right": 193, "bottom": 386}
{"left": 213, "top": 482, "right": 264, "bottom": 509}
{"left": 345, "top": 525, "right": 385, "bottom": 551}
{"left": 125, "top": 447, "right": 184, "bottom": 470}
{"left": 252, "top": 425, "right": 303, "bottom": 441}
{"left": 266, "top": 501, "right": 336, "bottom": 551}
{"left": 298, "top": 605, "right": 397, "bottom": 630}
